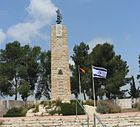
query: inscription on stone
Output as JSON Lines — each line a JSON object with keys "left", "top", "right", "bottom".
{"left": 56, "top": 24, "right": 62, "bottom": 37}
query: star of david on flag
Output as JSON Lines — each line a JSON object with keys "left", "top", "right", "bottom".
{"left": 92, "top": 66, "right": 107, "bottom": 78}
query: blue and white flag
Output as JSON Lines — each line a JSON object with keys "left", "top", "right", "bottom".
{"left": 92, "top": 66, "right": 107, "bottom": 78}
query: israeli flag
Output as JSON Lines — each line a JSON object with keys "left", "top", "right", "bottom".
{"left": 92, "top": 66, "right": 107, "bottom": 78}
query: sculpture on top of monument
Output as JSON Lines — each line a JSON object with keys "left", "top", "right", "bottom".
{"left": 56, "top": 9, "right": 62, "bottom": 24}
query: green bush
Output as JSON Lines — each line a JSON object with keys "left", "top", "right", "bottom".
{"left": 27, "top": 104, "right": 35, "bottom": 110}
{"left": 44, "top": 101, "right": 51, "bottom": 107}
{"left": 84, "top": 100, "right": 94, "bottom": 106}
{"left": 32, "top": 104, "right": 40, "bottom": 113}
{"left": 96, "top": 101, "right": 121, "bottom": 114}
{"left": 96, "top": 103, "right": 109, "bottom": 114}
{"left": 60, "top": 101, "right": 85, "bottom": 115}
{"left": 132, "top": 102, "right": 137, "bottom": 108}
{"left": 133, "top": 102, "right": 140, "bottom": 111}
{"left": 49, "top": 108, "right": 61, "bottom": 115}
{"left": 3, "top": 107, "right": 28, "bottom": 117}
{"left": 137, "top": 104, "right": 140, "bottom": 111}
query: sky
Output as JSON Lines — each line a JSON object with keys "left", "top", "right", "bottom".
{"left": 0, "top": 0, "right": 140, "bottom": 88}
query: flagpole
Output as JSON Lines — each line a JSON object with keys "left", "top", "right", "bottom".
{"left": 92, "top": 65, "right": 96, "bottom": 107}
{"left": 78, "top": 65, "right": 82, "bottom": 97}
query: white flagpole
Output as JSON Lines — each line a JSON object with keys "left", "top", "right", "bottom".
{"left": 92, "top": 65, "right": 96, "bottom": 107}
{"left": 78, "top": 65, "right": 82, "bottom": 97}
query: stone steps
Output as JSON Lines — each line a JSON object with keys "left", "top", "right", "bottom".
{"left": 1, "top": 112, "right": 140, "bottom": 127}
{"left": 97, "top": 112, "right": 140, "bottom": 127}
{"left": 0, "top": 116, "right": 93, "bottom": 127}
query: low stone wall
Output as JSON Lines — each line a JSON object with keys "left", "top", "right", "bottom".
{"left": 116, "top": 98, "right": 132, "bottom": 109}
{"left": 0, "top": 100, "right": 34, "bottom": 116}
{"left": 133, "top": 98, "right": 140, "bottom": 104}
{"left": 116, "top": 98, "right": 140, "bottom": 109}
{"left": 0, "top": 101, "right": 7, "bottom": 117}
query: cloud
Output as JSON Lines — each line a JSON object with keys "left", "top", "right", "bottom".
{"left": 7, "top": 22, "right": 40, "bottom": 44}
{"left": 88, "top": 37, "right": 112, "bottom": 52}
{"left": 0, "top": 29, "right": 6, "bottom": 43}
{"left": 7, "top": 0, "right": 57, "bottom": 44}
{"left": 27, "top": 0, "right": 57, "bottom": 24}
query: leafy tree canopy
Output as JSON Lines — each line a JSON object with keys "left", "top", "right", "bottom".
{"left": 0, "top": 41, "right": 51, "bottom": 101}
{"left": 71, "top": 42, "right": 129, "bottom": 99}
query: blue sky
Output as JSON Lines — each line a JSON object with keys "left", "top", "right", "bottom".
{"left": 0, "top": 0, "right": 140, "bottom": 87}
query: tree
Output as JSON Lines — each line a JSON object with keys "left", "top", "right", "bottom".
{"left": 25, "top": 46, "right": 41, "bottom": 91}
{"left": 137, "top": 54, "right": 140, "bottom": 97}
{"left": 0, "top": 76, "right": 12, "bottom": 97}
{"left": 35, "top": 50, "right": 51, "bottom": 100}
{"left": 137, "top": 54, "right": 140, "bottom": 82}
{"left": 70, "top": 42, "right": 129, "bottom": 100}
{"left": 17, "top": 45, "right": 41, "bottom": 100}
{"left": 71, "top": 42, "right": 90, "bottom": 98}
{"left": 71, "top": 42, "right": 89, "bottom": 66}
{"left": 129, "top": 75, "right": 139, "bottom": 98}
{"left": 0, "top": 41, "right": 25, "bottom": 100}
{"left": 18, "top": 80, "right": 30, "bottom": 102}
{"left": 90, "top": 43, "right": 129, "bottom": 99}
{"left": 0, "top": 41, "right": 41, "bottom": 100}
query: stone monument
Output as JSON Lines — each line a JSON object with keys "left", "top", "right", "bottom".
{"left": 51, "top": 9, "right": 71, "bottom": 101}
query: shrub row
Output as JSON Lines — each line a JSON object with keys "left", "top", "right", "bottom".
{"left": 133, "top": 102, "right": 140, "bottom": 111}
{"left": 4, "top": 99, "right": 123, "bottom": 117}
{"left": 3, "top": 100, "right": 85, "bottom": 117}
{"left": 60, "top": 100, "right": 85, "bottom": 115}
{"left": 3, "top": 107, "right": 27, "bottom": 117}
{"left": 96, "top": 101, "right": 121, "bottom": 114}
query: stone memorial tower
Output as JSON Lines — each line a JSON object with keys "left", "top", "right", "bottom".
{"left": 51, "top": 9, "right": 71, "bottom": 101}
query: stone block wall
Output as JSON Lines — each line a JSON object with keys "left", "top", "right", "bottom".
{"left": 116, "top": 98, "right": 132, "bottom": 109}
{"left": 51, "top": 24, "right": 71, "bottom": 101}
{"left": 0, "top": 100, "right": 34, "bottom": 116}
